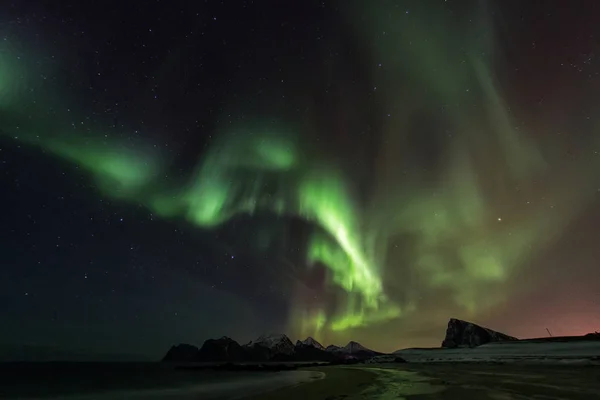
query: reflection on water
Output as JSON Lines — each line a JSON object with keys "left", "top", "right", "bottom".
{"left": 0, "top": 362, "right": 324, "bottom": 399}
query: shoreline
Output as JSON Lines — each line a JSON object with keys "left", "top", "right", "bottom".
{"left": 4, "top": 370, "right": 325, "bottom": 400}
{"left": 243, "top": 366, "right": 378, "bottom": 400}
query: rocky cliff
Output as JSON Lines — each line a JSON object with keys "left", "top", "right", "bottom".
{"left": 197, "top": 336, "right": 248, "bottom": 361}
{"left": 442, "top": 318, "right": 518, "bottom": 348}
{"left": 162, "top": 334, "right": 380, "bottom": 362}
{"left": 162, "top": 343, "right": 199, "bottom": 362}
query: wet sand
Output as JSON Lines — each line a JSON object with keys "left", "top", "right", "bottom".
{"left": 247, "top": 363, "right": 600, "bottom": 399}
{"left": 244, "top": 366, "right": 377, "bottom": 400}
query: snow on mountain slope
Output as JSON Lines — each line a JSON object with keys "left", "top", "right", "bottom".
{"left": 394, "top": 340, "right": 600, "bottom": 364}
{"left": 249, "top": 334, "right": 295, "bottom": 355}
{"left": 300, "top": 337, "right": 325, "bottom": 350}
{"left": 325, "top": 345, "right": 341, "bottom": 353}
{"left": 343, "top": 341, "right": 370, "bottom": 354}
{"left": 324, "top": 341, "right": 376, "bottom": 355}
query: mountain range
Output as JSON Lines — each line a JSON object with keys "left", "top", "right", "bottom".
{"left": 163, "top": 334, "right": 383, "bottom": 363}
{"left": 162, "top": 318, "right": 521, "bottom": 363}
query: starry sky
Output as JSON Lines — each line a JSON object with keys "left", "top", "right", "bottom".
{"left": 1, "top": 0, "right": 600, "bottom": 359}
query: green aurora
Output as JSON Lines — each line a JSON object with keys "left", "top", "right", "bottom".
{"left": 1, "top": 1, "right": 599, "bottom": 345}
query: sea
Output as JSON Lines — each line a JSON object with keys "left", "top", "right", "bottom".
{"left": 0, "top": 362, "right": 324, "bottom": 399}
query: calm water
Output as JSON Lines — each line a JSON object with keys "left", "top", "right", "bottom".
{"left": 0, "top": 362, "right": 322, "bottom": 399}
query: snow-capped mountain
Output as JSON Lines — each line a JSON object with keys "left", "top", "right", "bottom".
{"left": 294, "top": 337, "right": 334, "bottom": 361}
{"left": 343, "top": 341, "right": 370, "bottom": 354}
{"left": 326, "top": 344, "right": 342, "bottom": 353}
{"left": 324, "top": 341, "right": 379, "bottom": 357}
{"left": 247, "top": 333, "right": 295, "bottom": 355}
{"left": 299, "top": 337, "right": 325, "bottom": 350}
{"left": 163, "top": 334, "right": 380, "bottom": 362}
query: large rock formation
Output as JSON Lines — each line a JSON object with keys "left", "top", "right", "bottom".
{"left": 325, "top": 341, "right": 381, "bottom": 359}
{"left": 325, "top": 344, "right": 342, "bottom": 353}
{"left": 162, "top": 334, "right": 384, "bottom": 363}
{"left": 297, "top": 337, "right": 325, "bottom": 351}
{"left": 162, "top": 343, "right": 199, "bottom": 362}
{"left": 197, "top": 336, "right": 247, "bottom": 361}
{"left": 246, "top": 333, "right": 295, "bottom": 359}
{"left": 293, "top": 337, "right": 334, "bottom": 361}
{"left": 442, "top": 318, "right": 518, "bottom": 348}
{"left": 342, "top": 341, "right": 381, "bottom": 358}
{"left": 343, "top": 341, "right": 369, "bottom": 354}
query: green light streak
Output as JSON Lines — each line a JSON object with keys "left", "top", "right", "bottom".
{"left": 2, "top": 1, "right": 600, "bottom": 344}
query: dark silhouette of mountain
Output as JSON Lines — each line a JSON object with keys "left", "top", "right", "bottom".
{"left": 196, "top": 337, "right": 248, "bottom": 362}
{"left": 241, "top": 343, "right": 271, "bottom": 362}
{"left": 442, "top": 318, "right": 518, "bottom": 348}
{"left": 323, "top": 341, "right": 381, "bottom": 360}
{"left": 162, "top": 343, "right": 199, "bottom": 362}
{"left": 342, "top": 341, "right": 382, "bottom": 358}
{"left": 296, "top": 337, "right": 325, "bottom": 350}
{"left": 325, "top": 344, "right": 341, "bottom": 352}
{"left": 244, "top": 334, "right": 295, "bottom": 360}
{"left": 161, "top": 334, "right": 382, "bottom": 363}
{"left": 292, "top": 338, "right": 335, "bottom": 361}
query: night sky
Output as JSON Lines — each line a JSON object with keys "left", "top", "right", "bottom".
{"left": 1, "top": 0, "right": 600, "bottom": 359}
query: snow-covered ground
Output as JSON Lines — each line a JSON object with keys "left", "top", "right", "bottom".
{"left": 394, "top": 340, "right": 600, "bottom": 364}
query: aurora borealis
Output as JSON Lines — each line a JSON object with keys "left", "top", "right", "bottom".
{"left": 1, "top": 0, "right": 600, "bottom": 357}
